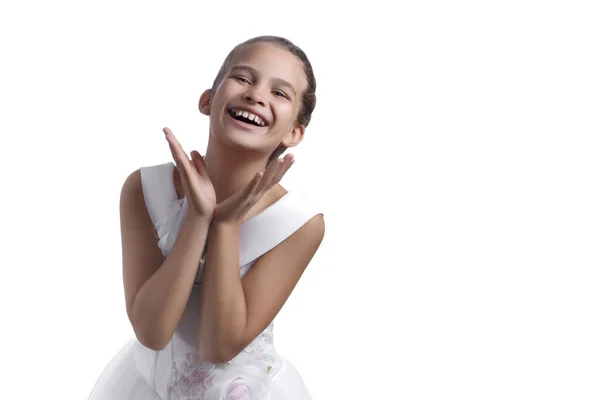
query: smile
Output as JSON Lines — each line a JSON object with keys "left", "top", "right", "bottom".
{"left": 228, "top": 108, "right": 268, "bottom": 127}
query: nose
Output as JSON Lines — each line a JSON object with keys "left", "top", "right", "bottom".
{"left": 243, "top": 87, "right": 266, "bottom": 106}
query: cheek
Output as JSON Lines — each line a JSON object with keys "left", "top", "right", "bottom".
{"left": 209, "top": 92, "right": 229, "bottom": 117}
{"left": 276, "top": 102, "right": 298, "bottom": 124}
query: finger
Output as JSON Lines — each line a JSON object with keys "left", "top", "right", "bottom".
{"left": 237, "top": 172, "right": 263, "bottom": 215}
{"left": 259, "top": 154, "right": 294, "bottom": 192}
{"left": 257, "top": 158, "right": 284, "bottom": 191}
{"left": 243, "top": 172, "right": 263, "bottom": 200}
{"left": 190, "top": 150, "right": 207, "bottom": 176}
{"left": 256, "top": 154, "right": 289, "bottom": 193}
{"left": 164, "top": 128, "right": 185, "bottom": 162}
{"left": 164, "top": 127, "right": 193, "bottom": 174}
{"left": 272, "top": 153, "right": 295, "bottom": 183}
{"left": 164, "top": 127, "right": 182, "bottom": 155}
{"left": 164, "top": 128, "right": 186, "bottom": 158}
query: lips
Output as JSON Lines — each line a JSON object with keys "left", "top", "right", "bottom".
{"left": 226, "top": 111, "right": 266, "bottom": 132}
{"left": 227, "top": 106, "right": 270, "bottom": 127}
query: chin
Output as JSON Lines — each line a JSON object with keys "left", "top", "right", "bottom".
{"left": 210, "top": 114, "right": 274, "bottom": 149}
{"left": 211, "top": 125, "right": 271, "bottom": 154}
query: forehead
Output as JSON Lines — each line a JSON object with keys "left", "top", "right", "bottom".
{"left": 229, "top": 42, "right": 307, "bottom": 93}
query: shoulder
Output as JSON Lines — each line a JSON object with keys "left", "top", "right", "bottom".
{"left": 277, "top": 189, "right": 325, "bottom": 242}
{"left": 283, "top": 212, "right": 325, "bottom": 262}
{"left": 121, "top": 168, "right": 143, "bottom": 203}
{"left": 261, "top": 191, "right": 325, "bottom": 260}
{"left": 119, "top": 163, "right": 166, "bottom": 216}
{"left": 281, "top": 189, "right": 325, "bottom": 258}
{"left": 120, "top": 162, "right": 174, "bottom": 203}
{"left": 294, "top": 212, "right": 325, "bottom": 242}
{"left": 288, "top": 212, "right": 325, "bottom": 260}
{"left": 119, "top": 169, "right": 148, "bottom": 224}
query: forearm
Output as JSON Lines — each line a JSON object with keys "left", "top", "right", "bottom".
{"left": 131, "top": 215, "right": 210, "bottom": 350}
{"left": 199, "top": 221, "right": 248, "bottom": 361}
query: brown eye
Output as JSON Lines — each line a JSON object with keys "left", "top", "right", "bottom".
{"left": 273, "top": 90, "right": 288, "bottom": 99}
{"left": 235, "top": 76, "right": 250, "bottom": 84}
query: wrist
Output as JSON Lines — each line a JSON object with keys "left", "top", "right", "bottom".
{"left": 210, "top": 219, "right": 242, "bottom": 234}
{"left": 184, "top": 213, "right": 212, "bottom": 230}
{"left": 211, "top": 210, "right": 244, "bottom": 229}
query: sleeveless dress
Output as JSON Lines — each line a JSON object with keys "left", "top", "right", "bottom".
{"left": 88, "top": 161, "right": 321, "bottom": 400}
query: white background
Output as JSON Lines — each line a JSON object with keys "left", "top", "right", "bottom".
{"left": 1, "top": 0, "right": 599, "bottom": 399}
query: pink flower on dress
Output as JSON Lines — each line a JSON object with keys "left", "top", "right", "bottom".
{"left": 204, "top": 357, "right": 271, "bottom": 400}
{"left": 224, "top": 378, "right": 252, "bottom": 400}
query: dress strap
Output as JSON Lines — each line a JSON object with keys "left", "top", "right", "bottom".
{"left": 140, "top": 162, "right": 177, "bottom": 227}
{"left": 140, "top": 162, "right": 323, "bottom": 267}
{"left": 238, "top": 191, "right": 322, "bottom": 266}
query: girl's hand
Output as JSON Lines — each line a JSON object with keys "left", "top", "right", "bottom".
{"left": 213, "top": 154, "right": 295, "bottom": 225}
{"left": 164, "top": 127, "right": 216, "bottom": 220}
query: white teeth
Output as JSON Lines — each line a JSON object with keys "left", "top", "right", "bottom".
{"left": 231, "top": 108, "right": 266, "bottom": 127}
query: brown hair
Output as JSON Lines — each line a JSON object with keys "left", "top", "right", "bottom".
{"left": 210, "top": 36, "right": 317, "bottom": 165}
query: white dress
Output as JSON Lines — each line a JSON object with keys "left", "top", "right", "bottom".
{"left": 88, "top": 161, "right": 322, "bottom": 400}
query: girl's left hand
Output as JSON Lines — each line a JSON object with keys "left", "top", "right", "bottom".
{"left": 213, "top": 154, "right": 295, "bottom": 225}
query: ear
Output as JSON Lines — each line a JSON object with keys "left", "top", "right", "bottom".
{"left": 281, "top": 123, "right": 305, "bottom": 148}
{"left": 198, "top": 89, "right": 213, "bottom": 116}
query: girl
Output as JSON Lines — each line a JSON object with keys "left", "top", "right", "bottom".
{"left": 88, "top": 36, "right": 325, "bottom": 400}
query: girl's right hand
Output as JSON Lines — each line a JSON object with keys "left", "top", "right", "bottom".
{"left": 164, "top": 127, "right": 216, "bottom": 220}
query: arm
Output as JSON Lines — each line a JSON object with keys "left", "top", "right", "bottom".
{"left": 121, "top": 169, "right": 210, "bottom": 351}
{"left": 198, "top": 213, "right": 325, "bottom": 363}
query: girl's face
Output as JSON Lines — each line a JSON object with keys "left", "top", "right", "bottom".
{"left": 200, "top": 42, "right": 308, "bottom": 155}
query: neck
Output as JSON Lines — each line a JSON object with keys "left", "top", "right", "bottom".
{"left": 203, "top": 134, "right": 270, "bottom": 203}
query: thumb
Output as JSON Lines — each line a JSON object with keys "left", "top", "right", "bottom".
{"left": 190, "top": 151, "right": 207, "bottom": 176}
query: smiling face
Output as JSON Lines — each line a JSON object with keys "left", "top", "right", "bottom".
{"left": 199, "top": 42, "right": 308, "bottom": 157}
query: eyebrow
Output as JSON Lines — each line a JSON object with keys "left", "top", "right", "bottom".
{"left": 230, "top": 64, "right": 297, "bottom": 96}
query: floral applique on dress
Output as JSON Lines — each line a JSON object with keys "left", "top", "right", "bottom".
{"left": 166, "top": 352, "right": 216, "bottom": 399}
{"left": 165, "top": 333, "right": 277, "bottom": 400}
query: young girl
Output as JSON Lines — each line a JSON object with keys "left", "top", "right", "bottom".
{"left": 88, "top": 36, "right": 325, "bottom": 400}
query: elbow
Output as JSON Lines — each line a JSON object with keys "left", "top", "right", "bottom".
{"left": 199, "top": 340, "right": 240, "bottom": 364}
{"left": 136, "top": 331, "right": 169, "bottom": 351}
{"left": 199, "top": 326, "right": 245, "bottom": 364}
{"left": 133, "top": 324, "right": 171, "bottom": 351}
{"left": 202, "top": 352, "right": 231, "bottom": 364}
{"left": 200, "top": 346, "right": 234, "bottom": 364}
{"left": 128, "top": 309, "right": 171, "bottom": 351}
{"left": 138, "top": 335, "right": 169, "bottom": 352}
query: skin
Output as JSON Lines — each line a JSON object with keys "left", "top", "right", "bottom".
{"left": 120, "top": 42, "right": 325, "bottom": 363}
